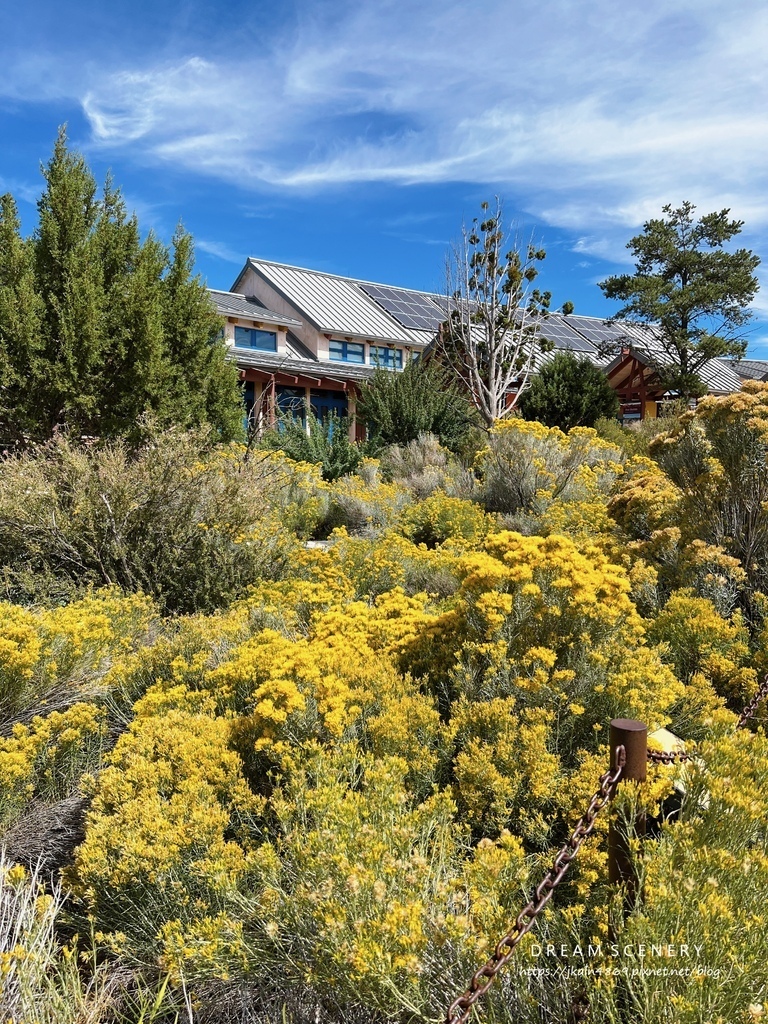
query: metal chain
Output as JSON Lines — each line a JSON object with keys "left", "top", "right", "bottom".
{"left": 737, "top": 674, "right": 768, "bottom": 729}
{"left": 445, "top": 745, "right": 627, "bottom": 1024}
{"left": 646, "top": 749, "right": 692, "bottom": 765}
{"left": 647, "top": 672, "right": 768, "bottom": 768}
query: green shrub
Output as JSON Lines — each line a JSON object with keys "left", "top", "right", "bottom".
{"left": 518, "top": 352, "right": 618, "bottom": 429}
{"left": 0, "top": 427, "right": 300, "bottom": 614}
{"left": 356, "top": 358, "right": 476, "bottom": 452}
{"left": 258, "top": 410, "right": 366, "bottom": 482}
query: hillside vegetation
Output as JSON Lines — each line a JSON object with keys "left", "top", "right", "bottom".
{"left": 3, "top": 395, "right": 768, "bottom": 1024}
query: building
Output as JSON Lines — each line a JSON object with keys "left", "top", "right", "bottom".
{"left": 721, "top": 358, "right": 768, "bottom": 383}
{"left": 210, "top": 258, "right": 744, "bottom": 430}
{"left": 604, "top": 338, "right": 744, "bottom": 421}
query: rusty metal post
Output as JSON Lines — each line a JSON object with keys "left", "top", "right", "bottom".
{"left": 608, "top": 718, "right": 647, "bottom": 904}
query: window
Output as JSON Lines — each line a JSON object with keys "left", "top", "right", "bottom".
{"left": 242, "top": 380, "right": 256, "bottom": 430}
{"left": 234, "top": 326, "right": 277, "bottom": 351}
{"left": 329, "top": 339, "right": 365, "bottom": 363}
{"left": 371, "top": 346, "right": 403, "bottom": 369}
{"left": 276, "top": 386, "right": 307, "bottom": 425}
{"left": 310, "top": 389, "right": 348, "bottom": 420}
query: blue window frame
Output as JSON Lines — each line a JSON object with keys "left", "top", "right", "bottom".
{"left": 234, "top": 326, "right": 277, "bottom": 351}
{"left": 329, "top": 339, "right": 365, "bottom": 363}
{"left": 371, "top": 346, "right": 403, "bottom": 369}
{"left": 276, "top": 386, "right": 307, "bottom": 426}
{"left": 310, "top": 389, "right": 348, "bottom": 420}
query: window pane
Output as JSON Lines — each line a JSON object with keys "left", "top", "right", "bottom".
{"left": 329, "top": 340, "right": 365, "bottom": 363}
{"left": 235, "top": 326, "right": 277, "bottom": 351}
{"left": 310, "top": 389, "right": 348, "bottom": 420}
{"left": 372, "top": 346, "right": 402, "bottom": 368}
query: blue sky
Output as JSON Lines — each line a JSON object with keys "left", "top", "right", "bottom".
{"left": 4, "top": 0, "right": 768, "bottom": 354}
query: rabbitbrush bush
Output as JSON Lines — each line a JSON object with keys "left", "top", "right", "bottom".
{"left": 3, "top": 413, "right": 768, "bottom": 1024}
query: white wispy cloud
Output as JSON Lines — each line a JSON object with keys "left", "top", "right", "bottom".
{"left": 5, "top": 0, "right": 768, "bottom": 250}
{"left": 195, "top": 238, "right": 244, "bottom": 264}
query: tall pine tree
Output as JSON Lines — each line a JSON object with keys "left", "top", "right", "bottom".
{"left": 0, "top": 126, "right": 242, "bottom": 444}
{"left": 0, "top": 194, "right": 45, "bottom": 438}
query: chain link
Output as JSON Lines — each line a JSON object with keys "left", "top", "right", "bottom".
{"left": 737, "top": 674, "right": 768, "bottom": 729}
{"left": 646, "top": 748, "right": 691, "bottom": 765}
{"left": 647, "top": 673, "right": 768, "bottom": 769}
{"left": 445, "top": 745, "right": 626, "bottom": 1024}
{"left": 448, "top": 675, "right": 768, "bottom": 1024}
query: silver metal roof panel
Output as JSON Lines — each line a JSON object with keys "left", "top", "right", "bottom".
{"left": 722, "top": 358, "right": 768, "bottom": 381}
{"left": 227, "top": 347, "right": 378, "bottom": 383}
{"left": 209, "top": 289, "right": 302, "bottom": 328}
{"left": 247, "top": 260, "right": 412, "bottom": 343}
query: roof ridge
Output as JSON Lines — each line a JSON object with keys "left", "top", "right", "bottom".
{"left": 247, "top": 257, "right": 443, "bottom": 299}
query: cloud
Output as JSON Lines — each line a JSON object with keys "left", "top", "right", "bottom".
{"left": 6, "top": 0, "right": 768, "bottom": 251}
{"left": 195, "top": 238, "right": 244, "bottom": 263}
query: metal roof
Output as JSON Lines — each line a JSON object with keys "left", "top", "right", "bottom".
{"left": 605, "top": 344, "right": 743, "bottom": 395}
{"left": 246, "top": 260, "right": 412, "bottom": 343}
{"left": 228, "top": 347, "right": 378, "bottom": 384}
{"left": 209, "top": 289, "right": 301, "bottom": 328}
{"left": 722, "top": 358, "right": 768, "bottom": 381}
{"left": 232, "top": 260, "right": 745, "bottom": 396}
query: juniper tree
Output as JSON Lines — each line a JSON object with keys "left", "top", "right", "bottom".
{"left": 356, "top": 357, "right": 475, "bottom": 451}
{"left": 0, "top": 127, "right": 242, "bottom": 445}
{"left": 0, "top": 194, "right": 44, "bottom": 438}
{"left": 518, "top": 351, "right": 619, "bottom": 430}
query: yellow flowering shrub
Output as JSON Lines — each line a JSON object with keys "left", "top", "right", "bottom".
{"left": 450, "top": 697, "right": 560, "bottom": 842}
{"left": 245, "top": 743, "right": 529, "bottom": 1013}
{"left": 475, "top": 420, "right": 624, "bottom": 524}
{"left": 648, "top": 382, "right": 768, "bottom": 602}
{"left": 158, "top": 912, "right": 248, "bottom": 984}
{"left": 38, "top": 589, "right": 155, "bottom": 679}
{"left": 608, "top": 458, "right": 682, "bottom": 540}
{"left": 398, "top": 492, "right": 494, "bottom": 548}
{"left": 6, "top": 412, "right": 768, "bottom": 1024}
{"left": 0, "top": 603, "right": 42, "bottom": 717}
{"left": 648, "top": 589, "right": 756, "bottom": 708}
{"left": 0, "top": 702, "right": 107, "bottom": 826}
{"left": 325, "top": 528, "right": 461, "bottom": 599}
{"left": 596, "top": 726, "right": 768, "bottom": 1023}
{"left": 206, "top": 593, "right": 443, "bottom": 795}
{"left": 254, "top": 451, "right": 330, "bottom": 538}
{"left": 323, "top": 458, "right": 412, "bottom": 535}
{"left": 0, "top": 590, "right": 156, "bottom": 722}
{"left": 69, "top": 708, "right": 260, "bottom": 950}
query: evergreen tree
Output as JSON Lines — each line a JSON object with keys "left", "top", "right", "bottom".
{"left": 0, "top": 194, "right": 45, "bottom": 439}
{"left": 599, "top": 202, "right": 760, "bottom": 399}
{"left": 517, "top": 351, "right": 619, "bottom": 430}
{"left": 0, "top": 126, "right": 242, "bottom": 444}
{"left": 33, "top": 128, "right": 105, "bottom": 432}
{"left": 356, "top": 357, "right": 475, "bottom": 451}
{"left": 162, "top": 226, "right": 243, "bottom": 440}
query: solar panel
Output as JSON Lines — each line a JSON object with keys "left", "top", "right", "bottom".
{"left": 360, "top": 283, "right": 446, "bottom": 332}
{"left": 564, "top": 315, "right": 635, "bottom": 345}
{"left": 537, "top": 317, "right": 598, "bottom": 352}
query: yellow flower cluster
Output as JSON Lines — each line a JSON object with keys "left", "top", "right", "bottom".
{"left": 0, "top": 702, "right": 106, "bottom": 825}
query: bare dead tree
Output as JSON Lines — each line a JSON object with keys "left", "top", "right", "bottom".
{"left": 438, "top": 198, "right": 557, "bottom": 427}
